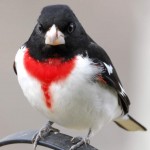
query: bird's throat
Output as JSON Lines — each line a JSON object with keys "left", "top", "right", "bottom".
{"left": 24, "top": 49, "right": 76, "bottom": 109}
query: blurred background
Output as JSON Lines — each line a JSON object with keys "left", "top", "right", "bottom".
{"left": 0, "top": 0, "right": 149, "bottom": 150}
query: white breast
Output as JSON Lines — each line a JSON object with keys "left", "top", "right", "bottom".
{"left": 15, "top": 46, "right": 122, "bottom": 133}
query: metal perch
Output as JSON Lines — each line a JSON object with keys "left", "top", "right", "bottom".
{"left": 0, "top": 130, "right": 98, "bottom": 150}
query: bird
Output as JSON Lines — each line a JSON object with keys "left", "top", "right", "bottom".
{"left": 14, "top": 4, "right": 147, "bottom": 150}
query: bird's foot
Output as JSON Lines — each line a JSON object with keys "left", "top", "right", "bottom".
{"left": 32, "top": 121, "right": 59, "bottom": 150}
{"left": 70, "top": 136, "right": 90, "bottom": 150}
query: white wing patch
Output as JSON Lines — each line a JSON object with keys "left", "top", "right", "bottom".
{"left": 104, "top": 62, "right": 113, "bottom": 75}
{"left": 119, "top": 82, "right": 126, "bottom": 96}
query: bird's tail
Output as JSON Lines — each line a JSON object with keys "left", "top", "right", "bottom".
{"left": 114, "top": 115, "right": 147, "bottom": 131}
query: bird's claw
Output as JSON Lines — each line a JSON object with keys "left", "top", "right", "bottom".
{"left": 32, "top": 121, "right": 59, "bottom": 150}
{"left": 50, "top": 127, "right": 60, "bottom": 134}
{"left": 70, "top": 137, "right": 90, "bottom": 150}
{"left": 71, "top": 136, "right": 83, "bottom": 144}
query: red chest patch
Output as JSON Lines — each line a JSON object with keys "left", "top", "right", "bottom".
{"left": 24, "top": 49, "right": 76, "bottom": 109}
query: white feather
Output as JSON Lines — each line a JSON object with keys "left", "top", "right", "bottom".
{"left": 119, "top": 82, "right": 126, "bottom": 96}
{"left": 104, "top": 62, "right": 113, "bottom": 75}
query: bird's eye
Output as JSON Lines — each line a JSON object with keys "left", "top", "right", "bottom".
{"left": 67, "top": 23, "right": 75, "bottom": 33}
{"left": 38, "top": 24, "right": 44, "bottom": 32}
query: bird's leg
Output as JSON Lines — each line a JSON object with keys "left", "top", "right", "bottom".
{"left": 70, "top": 128, "right": 92, "bottom": 150}
{"left": 32, "top": 121, "right": 59, "bottom": 150}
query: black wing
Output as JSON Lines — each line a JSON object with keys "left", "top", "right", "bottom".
{"left": 13, "top": 61, "right": 17, "bottom": 75}
{"left": 87, "top": 41, "right": 130, "bottom": 114}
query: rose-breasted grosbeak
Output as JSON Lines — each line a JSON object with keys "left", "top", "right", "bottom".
{"left": 14, "top": 5, "right": 146, "bottom": 150}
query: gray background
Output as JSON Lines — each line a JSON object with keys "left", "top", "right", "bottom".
{"left": 0, "top": 0, "right": 149, "bottom": 150}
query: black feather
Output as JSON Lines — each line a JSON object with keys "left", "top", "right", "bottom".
{"left": 13, "top": 61, "right": 17, "bottom": 75}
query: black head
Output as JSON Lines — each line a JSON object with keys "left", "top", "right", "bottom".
{"left": 26, "top": 5, "right": 90, "bottom": 61}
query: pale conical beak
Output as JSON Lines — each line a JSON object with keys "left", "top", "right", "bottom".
{"left": 45, "top": 24, "right": 65, "bottom": 45}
